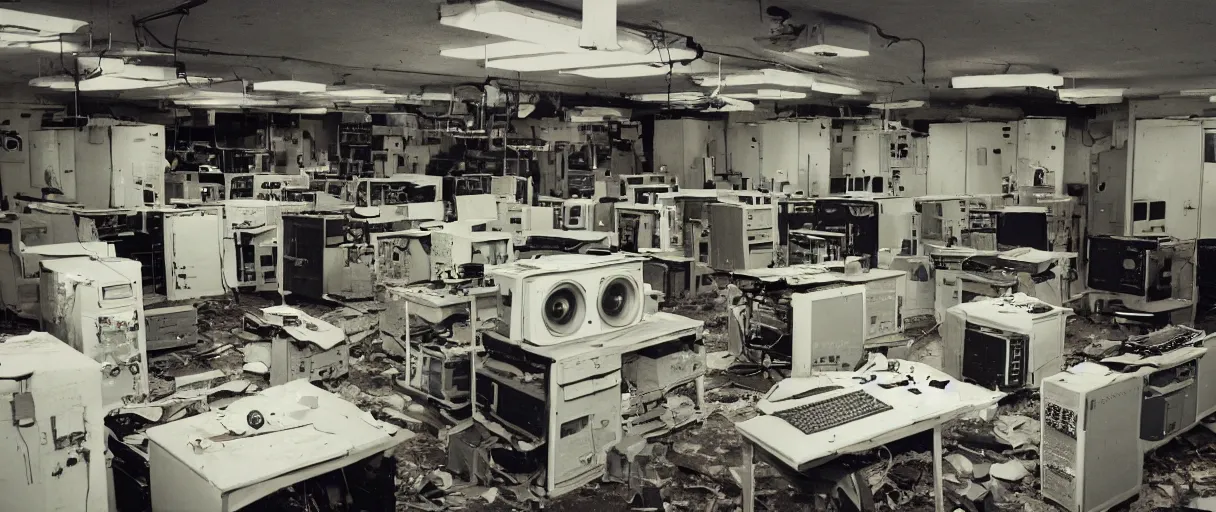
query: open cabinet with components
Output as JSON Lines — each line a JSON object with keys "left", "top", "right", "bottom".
{"left": 0, "top": 333, "right": 110, "bottom": 512}
{"left": 39, "top": 256, "right": 149, "bottom": 412}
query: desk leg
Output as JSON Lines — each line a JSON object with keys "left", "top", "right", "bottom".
{"left": 742, "top": 440, "right": 755, "bottom": 512}
{"left": 695, "top": 344, "right": 707, "bottom": 411}
{"left": 933, "top": 425, "right": 944, "bottom": 512}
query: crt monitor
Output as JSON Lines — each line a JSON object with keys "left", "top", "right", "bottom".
{"left": 997, "top": 211, "right": 1049, "bottom": 250}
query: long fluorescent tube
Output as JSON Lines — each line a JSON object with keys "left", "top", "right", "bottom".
{"left": 439, "top": 0, "right": 654, "bottom": 55}
{"left": 951, "top": 73, "right": 1063, "bottom": 89}
{"left": 696, "top": 69, "right": 812, "bottom": 88}
{"left": 30, "top": 75, "right": 203, "bottom": 91}
{"left": 722, "top": 89, "right": 807, "bottom": 100}
{"left": 177, "top": 98, "right": 281, "bottom": 107}
{"left": 1, "top": 39, "right": 84, "bottom": 53}
{"left": 253, "top": 80, "right": 327, "bottom": 93}
{"left": 629, "top": 92, "right": 706, "bottom": 103}
{"left": 1181, "top": 89, "right": 1216, "bottom": 97}
{"left": 1072, "top": 97, "right": 1123, "bottom": 105}
{"left": 290, "top": 108, "right": 328, "bottom": 114}
{"left": 0, "top": 8, "right": 88, "bottom": 36}
{"left": 694, "top": 69, "right": 861, "bottom": 95}
{"left": 486, "top": 47, "right": 697, "bottom": 72}
{"left": 812, "top": 82, "right": 862, "bottom": 96}
{"left": 869, "top": 100, "right": 926, "bottom": 109}
{"left": 1057, "top": 88, "right": 1124, "bottom": 100}
{"left": 563, "top": 64, "right": 670, "bottom": 78}
{"left": 563, "top": 61, "right": 705, "bottom": 79}
{"left": 441, "top": 40, "right": 573, "bottom": 60}
{"left": 317, "top": 88, "right": 387, "bottom": 98}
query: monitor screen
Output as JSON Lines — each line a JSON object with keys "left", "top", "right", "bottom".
{"left": 997, "top": 211, "right": 1049, "bottom": 250}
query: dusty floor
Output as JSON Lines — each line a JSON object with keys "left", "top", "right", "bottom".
{"left": 5, "top": 294, "right": 1216, "bottom": 512}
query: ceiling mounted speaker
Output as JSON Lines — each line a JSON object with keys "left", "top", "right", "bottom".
{"left": 543, "top": 281, "right": 586, "bottom": 336}
{"left": 598, "top": 275, "right": 640, "bottom": 327}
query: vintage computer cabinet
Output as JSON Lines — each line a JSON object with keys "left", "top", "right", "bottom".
{"left": 282, "top": 214, "right": 375, "bottom": 300}
{"left": 221, "top": 200, "right": 291, "bottom": 292}
{"left": 40, "top": 257, "right": 149, "bottom": 412}
{"left": 132, "top": 209, "right": 225, "bottom": 302}
{"left": 0, "top": 215, "right": 115, "bottom": 319}
{"left": 474, "top": 313, "right": 704, "bottom": 498}
{"left": 0, "top": 333, "right": 110, "bottom": 512}
{"left": 616, "top": 204, "right": 679, "bottom": 254}
{"left": 708, "top": 202, "right": 775, "bottom": 270}
{"left": 373, "top": 230, "right": 433, "bottom": 286}
{"left": 942, "top": 294, "right": 1070, "bottom": 389}
{"left": 430, "top": 231, "right": 513, "bottom": 281}
{"left": 28, "top": 128, "right": 77, "bottom": 199}
{"left": 72, "top": 122, "right": 166, "bottom": 208}
{"left": 790, "top": 285, "right": 868, "bottom": 375}
{"left": 1041, "top": 370, "right": 1143, "bottom": 512}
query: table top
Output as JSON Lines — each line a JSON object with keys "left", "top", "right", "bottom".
{"left": 485, "top": 312, "right": 703, "bottom": 362}
{"left": 735, "top": 356, "right": 1004, "bottom": 471}
{"left": 146, "top": 380, "right": 410, "bottom": 493}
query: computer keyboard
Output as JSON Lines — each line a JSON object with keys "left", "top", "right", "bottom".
{"left": 1123, "top": 326, "right": 1202, "bottom": 356}
{"left": 772, "top": 389, "right": 894, "bottom": 435}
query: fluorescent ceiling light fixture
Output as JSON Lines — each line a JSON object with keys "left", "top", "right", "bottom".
{"left": 722, "top": 89, "right": 807, "bottom": 100}
{"left": 316, "top": 88, "right": 386, "bottom": 98}
{"left": 253, "top": 80, "right": 326, "bottom": 93}
{"left": 176, "top": 98, "right": 281, "bottom": 107}
{"left": 951, "top": 73, "right": 1063, "bottom": 89}
{"left": 629, "top": 92, "right": 706, "bottom": 103}
{"left": 869, "top": 100, "right": 926, "bottom": 109}
{"left": 25, "top": 40, "right": 83, "bottom": 53}
{"left": 441, "top": 40, "right": 574, "bottom": 60}
{"left": 1057, "top": 88, "right": 1124, "bottom": 100}
{"left": 30, "top": 75, "right": 208, "bottom": 92}
{"left": 0, "top": 39, "right": 84, "bottom": 53}
{"left": 486, "top": 47, "right": 697, "bottom": 72}
{"left": 0, "top": 8, "right": 88, "bottom": 37}
{"left": 563, "top": 64, "right": 673, "bottom": 79}
{"left": 1180, "top": 89, "right": 1216, "bottom": 97}
{"left": 1072, "top": 96, "right": 1123, "bottom": 105}
{"left": 811, "top": 82, "right": 861, "bottom": 96}
{"left": 439, "top": 0, "right": 654, "bottom": 55}
{"left": 345, "top": 97, "right": 406, "bottom": 105}
{"left": 694, "top": 69, "right": 861, "bottom": 95}
{"left": 290, "top": 108, "right": 328, "bottom": 114}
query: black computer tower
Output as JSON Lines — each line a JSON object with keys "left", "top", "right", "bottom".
{"left": 810, "top": 198, "right": 879, "bottom": 268}
{"left": 962, "top": 326, "right": 1029, "bottom": 390}
{"left": 1087, "top": 235, "right": 1171, "bottom": 300}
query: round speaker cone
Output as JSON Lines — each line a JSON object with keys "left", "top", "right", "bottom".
{"left": 542, "top": 283, "right": 584, "bottom": 336}
{"left": 599, "top": 277, "right": 638, "bottom": 327}
{"left": 546, "top": 289, "right": 577, "bottom": 324}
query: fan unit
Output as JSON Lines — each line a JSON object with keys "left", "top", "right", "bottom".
{"left": 490, "top": 254, "right": 645, "bottom": 346}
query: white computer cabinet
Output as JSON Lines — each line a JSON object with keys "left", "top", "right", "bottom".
{"left": 929, "top": 120, "right": 1064, "bottom": 197}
